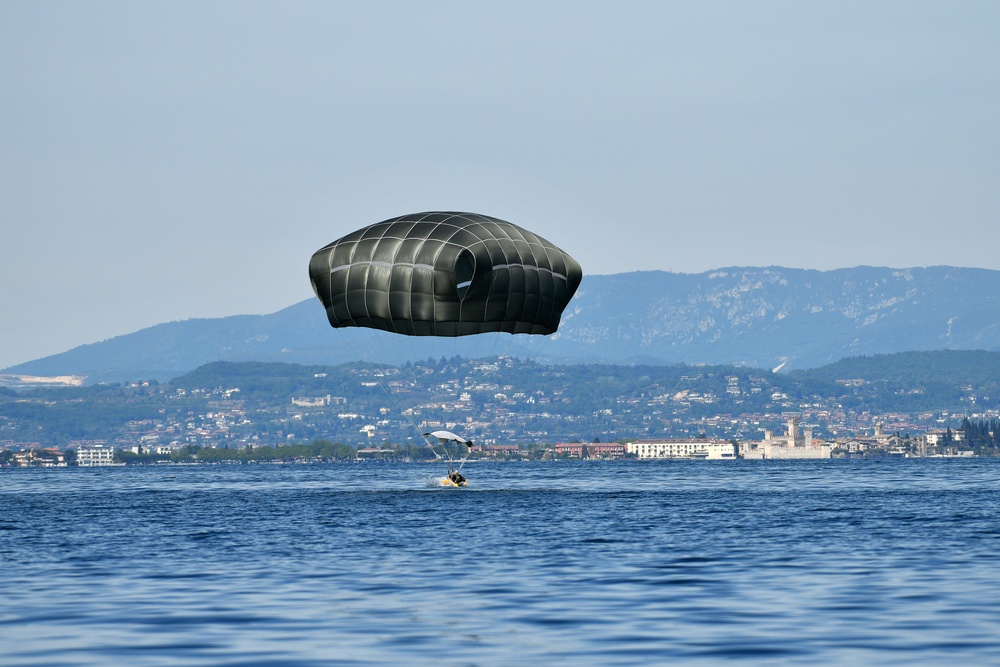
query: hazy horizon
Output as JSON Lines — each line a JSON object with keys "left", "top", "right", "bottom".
{"left": 3, "top": 2, "right": 998, "bottom": 369}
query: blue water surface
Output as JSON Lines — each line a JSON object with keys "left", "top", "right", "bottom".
{"left": 2, "top": 459, "right": 999, "bottom": 666}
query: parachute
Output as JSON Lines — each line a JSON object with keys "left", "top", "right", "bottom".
{"left": 309, "top": 212, "right": 583, "bottom": 485}
{"left": 308, "top": 211, "right": 583, "bottom": 337}
{"left": 423, "top": 430, "right": 474, "bottom": 447}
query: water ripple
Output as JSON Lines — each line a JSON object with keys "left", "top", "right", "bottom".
{"left": 2, "top": 459, "right": 1000, "bottom": 665}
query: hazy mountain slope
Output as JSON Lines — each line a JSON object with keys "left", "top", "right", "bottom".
{"left": 553, "top": 266, "right": 1000, "bottom": 369}
{"left": 7, "top": 266, "right": 1000, "bottom": 383}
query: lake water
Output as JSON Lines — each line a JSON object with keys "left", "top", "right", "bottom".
{"left": 2, "top": 459, "right": 999, "bottom": 666}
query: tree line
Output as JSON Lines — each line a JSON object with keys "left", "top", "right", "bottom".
{"left": 960, "top": 418, "right": 1000, "bottom": 449}
{"left": 115, "top": 439, "right": 358, "bottom": 464}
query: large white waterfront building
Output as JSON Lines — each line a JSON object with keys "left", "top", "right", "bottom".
{"left": 76, "top": 443, "right": 117, "bottom": 466}
{"left": 627, "top": 439, "right": 738, "bottom": 460}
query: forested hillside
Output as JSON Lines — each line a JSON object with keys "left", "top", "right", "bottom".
{"left": 3, "top": 351, "right": 999, "bottom": 448}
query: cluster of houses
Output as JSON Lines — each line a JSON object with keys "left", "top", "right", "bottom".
{"left": 1, "top": 413, "right": 974, "bottom": 466}
{"left": 552, "top": 416, "right": 969, "bottom": 461}
{"left": 8, "top": 447, "right": 68, "bottom": 467}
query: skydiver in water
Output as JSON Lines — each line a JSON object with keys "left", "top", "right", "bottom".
{"left": 448, "top": 468, "right": 466, "bottom": 486}
{"left": 451, "top": 441, "right": 473, "bottom": 486}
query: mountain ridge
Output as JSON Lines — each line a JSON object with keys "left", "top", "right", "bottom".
{"left": 7, "top": 265, "right": 1000, "bottom": 384}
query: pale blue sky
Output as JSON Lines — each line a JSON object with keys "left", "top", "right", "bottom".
{"left": 2, "top": 1, "right": 999, "bottom": 369}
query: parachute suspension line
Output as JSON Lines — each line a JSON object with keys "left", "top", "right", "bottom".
{"left": 360, "top": 336, "right": 472, "bottom": 470}
{"left": 356, "top": 332, "right": 470, "bottom": 469}
{"left": 334, "top": 329, "right": 431, "bottom": 455}
{"left": 466, "top": 328, "right": 484, "bottom": 364}
{"left": 456, "top": 332, "right": 550, "bottom": 466}
{"left": 458, "top": 333, "right": 528, "bottom": 453}
{"left": 499, "top": 332, "right": 516, "bottom": 360}
{"left": 422, "top": 435, "right": 447, "bottom": 462}
{"left": 525, "top": 331, "right": 552, "bottom": 364}
{"left": 363, "top": 334, "right": 434, "bottom": 448}
{"left": 335, "top": 329, "right": 368, "bottom": 365}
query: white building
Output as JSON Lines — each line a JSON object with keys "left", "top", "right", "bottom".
{"left": 627, "top": 439, "right": 738, "bottom": 460}
{"left": 76, "top": 443, "right": 117, "bottom": 466}
{"left": 758, "top": 442, "right": 831, "bottom": 459}
{"left": 291, "top": 395, "right": 345, "bottom": 407}
{"left": 925, "top": 429, "right": 965, "bottom": 445}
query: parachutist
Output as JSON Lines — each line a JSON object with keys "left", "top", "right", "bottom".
{"left": 448, "top": 469, "right": 467, "bottom": 487}
{"left": 309, "top": 212, "right": 581, "bottom": 488}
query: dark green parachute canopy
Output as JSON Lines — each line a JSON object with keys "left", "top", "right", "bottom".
{"left": 309, "top": 212, "right": 583, "bottom": 336}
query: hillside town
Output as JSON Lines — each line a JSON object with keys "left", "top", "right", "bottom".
{"left": 1, "top": 356, "right": 995, "bottom": 466}
{"left": 3, "top": 419, "right": 975, "bottom": 467}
